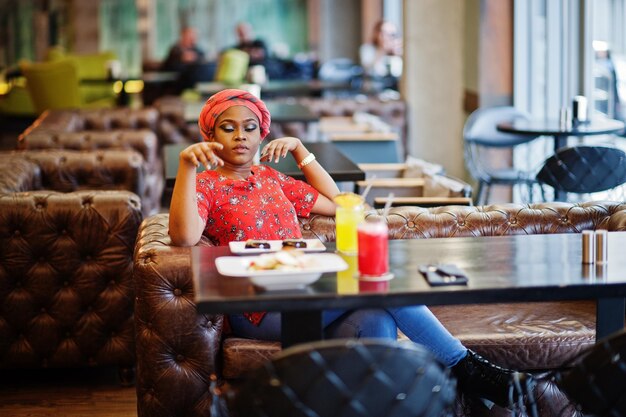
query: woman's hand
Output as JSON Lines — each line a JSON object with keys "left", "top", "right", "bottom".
{"left": 179, "top": 142, "right": 225, "bottom": 170}
{"left": 260, "top": 136, "right": 302, "bottom": 163}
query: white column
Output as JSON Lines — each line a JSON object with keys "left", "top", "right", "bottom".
{"left": 402, "top": 0, "right": 465, "bottom": 178}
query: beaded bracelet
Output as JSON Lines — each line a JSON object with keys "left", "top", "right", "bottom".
{"left": 297, "top": 153, "right": 316, "bottom": 169}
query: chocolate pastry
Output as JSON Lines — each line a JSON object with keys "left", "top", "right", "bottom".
{"left": 245, "top": 240, "right": 271, "bottom": 249}
{"left": 282, "top": 239, "right": 307, "bottom": 249}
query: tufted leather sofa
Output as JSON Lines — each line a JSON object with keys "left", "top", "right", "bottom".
{"left": 0, "top": 150, "right": 143, "bottom": 382}
{"left": 133, "top": 201, "right": 626, "bottom": 417}
{"left": 17, "top": 108, "right": 168, "bottom": 215}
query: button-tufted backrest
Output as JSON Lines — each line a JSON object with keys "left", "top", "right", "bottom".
{"left": 377, "top": 202, "right": 626, "bottom": 238}
{"left": 17, "top": 116, "right": 163, "bottom": 216}
{"left": 18, "top": 107, "right": 173, "bottom": 150}
{"left": 18, "top": 108, "right": 160, "bottom": 136}
{"left": 0, "top": 153, "right": 143, "bottom": 373}
{"left": 133, "top": 201, "right": 626, "bottom": 417}
{"left": 0, "top": 191, "right": 142, "bottom": 370}
{"left": 19, "top": 129, "right": 158, "bottom": 167}
{"left": 79, "top": 108, "right": 159, "bottom": 132}
{"left": 17, "top": 150, "right": 146, "bottom": 194}
{"left": 297, "top": 202, "right": 626, "bottom": 241}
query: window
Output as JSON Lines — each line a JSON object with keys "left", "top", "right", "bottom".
{"left": 593, "top": 0, "right": 626, "bottom": 122}
{"left": 514, "top": 0, "right": 584, "bottom": 120}
{"left": 513, "top": 0, "right": 625, "bottom": 202}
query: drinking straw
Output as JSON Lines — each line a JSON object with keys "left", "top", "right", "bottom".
{"left": 382, "top": 192, "right": 394, "bottom": 217}
{"left": 360, "top": 174, "right": 377, "bottom": 202}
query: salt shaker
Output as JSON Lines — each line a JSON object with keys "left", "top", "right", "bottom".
{"left": 581, "top": 230, "right": 595, "bottom": 264}
{"left": 595, "top": 230, "right": 608, "bottom": 264}
{"left": 559, "top": 107, "right": 567, "bottom": 130}
{"left": 559, "top": 106, "right": 572, "bottom": 130}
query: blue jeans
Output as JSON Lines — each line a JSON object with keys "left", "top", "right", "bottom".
{"left": 228, "top": 306, "right": 467, "bottom": 367}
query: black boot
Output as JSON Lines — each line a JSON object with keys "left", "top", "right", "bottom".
{"left": 451, "top": 349, "right": 533, "bottom": 408}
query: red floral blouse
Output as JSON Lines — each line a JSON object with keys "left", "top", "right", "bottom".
{"left": 196, "top": 165, "right": 319, "bottom": 326}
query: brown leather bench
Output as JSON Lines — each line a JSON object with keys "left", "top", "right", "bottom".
{"left": 0, "top": 150, "right": 143, "bottom": 382}
{"left": 17, "top": 108, "right": 165, "bottom": 215}
{"left": 133, "top": 201, "right": 626, "bottom": 417}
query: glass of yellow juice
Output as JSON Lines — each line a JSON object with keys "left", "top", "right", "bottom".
{"left": 334, "top": 192, "right": 365, "bottom": 254}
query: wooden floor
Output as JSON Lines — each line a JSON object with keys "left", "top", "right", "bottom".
{"left": 0, "top": 368, "right": 137, "bottom": 417}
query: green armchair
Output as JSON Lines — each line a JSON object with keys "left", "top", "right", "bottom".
{"left": 0, "top": 76, "right": 36, "bottom": 117}
{"left": 46, "top": 49, "right": 118, "bottom": 105}
{"left": 21, "top": 53, "right": 118, "bottom": 114}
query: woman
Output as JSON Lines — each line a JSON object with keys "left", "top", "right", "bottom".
{"left": 359, "top": 20, "right": 403, "bottom": 81}
{"left": 169, "top": 89, "right": 532, "bottom": 409}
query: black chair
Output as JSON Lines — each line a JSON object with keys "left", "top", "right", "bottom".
{"left": 228, "top": 338, "right": 456, "bottom": 417}
{"left": 556, "top": 329, "right": 626, "bottom": 416}
{"left": 536, "top": 145, "right": 626, "bottom": 201}
{"left": 464, "top": 106, "right": 541, "bottom": 205}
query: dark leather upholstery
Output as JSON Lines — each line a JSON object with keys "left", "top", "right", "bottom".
{"left": 133, "top": 216, "right": 222, "bottom": 417}
{"left": 133, "top": 201, "right": 626, "bottom": 417}
{"left": 17, "top": 108, "right": 166, "bottom": 216}
{"left": 151, "top": 96, "right": 202, "bottom": 144}
{"left": 0, "top": 150, "right": 143, "bottom": 374}
{"left": 19, "top": 108, "right": 160, "bottom": 136}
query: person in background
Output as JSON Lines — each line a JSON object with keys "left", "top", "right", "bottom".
{"left": 162, "top": 27, "right": 205, "bottom": 72}
{"left": 234, "top": 21, "right": 269, "bottom": 67}
{"left": 594, "top": 40, "right": 623, "bottom": 121}
{"left": 168, "top": 88, "right": 535, "bottom": 411}
{"left": 359, "top": 19, "right": 403, "bottom": 89}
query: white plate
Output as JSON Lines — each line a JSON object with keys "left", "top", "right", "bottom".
{"left": 215, "top": 253, "right": 348, "bottom": 290}
{"left": 228, "top": 239, "right": 326, "bottom": 254}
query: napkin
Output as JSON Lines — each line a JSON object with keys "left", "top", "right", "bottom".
{"left": 424, "top": 173, "right": 467, "bottom": 197}
{"left": 403, "top": 155, "right": 444, "bottom": 178}
{"left": 352, "top": 112, "right": 392, "bottom": 133}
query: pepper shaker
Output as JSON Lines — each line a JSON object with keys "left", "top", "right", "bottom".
{"left": 582, "top": 230, "right": 595, "bottom": 264}
{"left": 595, "top": 230, "right": 608, "bottom": 264}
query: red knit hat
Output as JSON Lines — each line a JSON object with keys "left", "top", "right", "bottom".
{"left": 198, "top": 89, "right": 271, "bottom": 141}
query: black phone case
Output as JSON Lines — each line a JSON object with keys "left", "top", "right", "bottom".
{"left": 419, "top": 264, "right": 469, "bottom": 286}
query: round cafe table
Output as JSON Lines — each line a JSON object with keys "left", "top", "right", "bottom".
{"left": 497, "top": 117, "right": 625, "bottom": 152}
{"left": 497, "top": 117, "right": 625, "bottom": 201}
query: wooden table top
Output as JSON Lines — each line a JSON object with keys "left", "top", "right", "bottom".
{"left": 192, "top": 230, "right": 626, "bottom": 344}
{"left": 193, "top": 232, "right": 626, "bottom": 311}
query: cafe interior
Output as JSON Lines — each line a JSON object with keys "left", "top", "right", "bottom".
{"left": 2, "top": 0, "right": 626, "bottom": 416}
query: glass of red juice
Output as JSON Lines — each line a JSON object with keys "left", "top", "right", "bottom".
{"left": 357, "top": 218, "right": 389, "bottom": 277}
